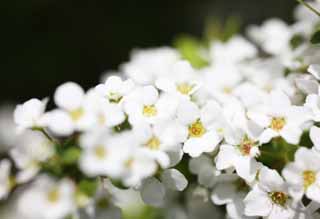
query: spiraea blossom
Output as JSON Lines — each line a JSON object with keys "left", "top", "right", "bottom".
{"left": 2, "top": 1, "right": 320, "bottom": 219}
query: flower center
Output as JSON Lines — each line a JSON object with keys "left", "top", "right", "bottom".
{"left": 143, "top": 105, "right": 157, "bottom": 117}
{"left": 125, "top": 158, "right": 134, "bottom": 168}
{"left": 270, "top": 117, "right": 286, "bottom": 131}
{"left": 239, "top": 137, "right": 256, "bottom": 156}
{"left": 108, "top": 92, "right": 122, "bottom": 103}
{"left": 223, "top": 86, "right": 233, "bottom": 94}
{"left": 303, "top": 170, "right": 316, "bottom": 189}
{"left": 94, "top": 145, "right": 107, "bottom": 159}
{"left": 70, "top": 108, "right": 84, "bottom": 121}
{"left": 176, "top": 83, "right": 194, "bottom": 95}
{"left": 47, "top": 188, "right": 60, "bottom": 203}
{"left": 145, "top": 136, "right": 160, "bottom": 150}
{"left": 188, "top": 120, "right": 206, "bottom": 138}
{"left": 269, "top": 191, "right": 288, "bottom": 206}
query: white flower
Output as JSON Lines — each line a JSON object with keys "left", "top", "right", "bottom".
{"left": 215, "top": 122, "right": 262, "bottom": 182}
{"left": 155, "top": 61, "right": 201, "bottom": 98}
{"left": 10, "top": 130, "right": 54, "bottom": 183}
{"left": 79, "top": 130, "right": 131, "bottom": 178}
{"left": 247, "top": 19, "right": 292, "bottom": 55}
{"left": 209, "top": 36, "right": 257, "bottom": 64}
{"left": 95, "top": 75, "right": 135, "bottom": 103}
{"left": 14, "top": 98, "right": 48, "bottom": 131}
{"left": 17, "top": 175, "right": 76, "bottom": 219}
{"left": 244, "top": 167, "right": 294, "bottom": 219}
{"left": 84, "top": 89, "right": 125, "bottom": 128}
{"left": 248, "top": 90, "right": 310, "bottom": 144}
{"left": 132, "top": 121, "right": 186, "bottom": 168}
{"left": 283, "top": 147, "right": 320, "bottom": 202}
{"left": 177, "top": 100, "right": 222, "bottom": 157}
{"left": 124, "top": 85, "right": 178, "bottom": 125}
{"left": 0, "top": 159, "right": 12, "bottom": 200}
{"left": 44, "top": 82, "right": 96, "bottom": 136}
{"left": 121, "top": 146, "right": 158, "bottom": 187}
{"left": 122, "top": 47, "right": 180, "bottom": 85}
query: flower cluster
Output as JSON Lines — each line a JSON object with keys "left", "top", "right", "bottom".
{"left": 1, "top": 1, "right": 320, "bottom": 219}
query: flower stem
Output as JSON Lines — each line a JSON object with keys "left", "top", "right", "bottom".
{"left": 297, "top": 0, "right": 320, "bottom": 17}
{"left": 33, "top": 127, "right": 58, "bottom": 145}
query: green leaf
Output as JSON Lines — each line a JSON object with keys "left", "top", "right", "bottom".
{"left": 204, "top": 16, "right": 241, "bottom": 42}
{"left": 61, "top": 147, "right": 81, "bottom": 165}
{"left": 311, "top": 30, "right": 320, "bottom": 44}
{"left": 174, "top": 35, "right": 209, "bottom": 69}
{"left": 290, "top": 34, "right": 304, "bottom": 49}
{"left": 78, "top": 179, "right": 99, "bottom": 197}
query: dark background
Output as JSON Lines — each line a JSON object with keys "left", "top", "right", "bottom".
{"left": 1, "top": 0, "right": 298, "bottom": 103}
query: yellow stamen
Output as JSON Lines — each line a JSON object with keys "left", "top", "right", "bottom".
{"left": 94, "top": 145, "right": 107, "bottom": 159}
{"left": 143, "top": 105, "right": 157, "bottom": 117}
{"left": 239, "top": 136, "right": 256, "bottom": 156}
{"left": 269, "top": 191, "right": 288, "bottom": 206}
{"left": 176, "top": 83, "right": 194, "bottom": 95}
{"left": 189, "top": 120, "right": 206, "bottom": 138}
{"left": 70, "top": 108, "right": 84, "bottom": 121}
{"left": 303, "top": 170, "right": 316, "bottom": 189}
{"left": 270, "top": 117, "right": 286, "bottom": 131}
{"left": 145, "top": 136, "right": 160, "bottom": 150}
{"left": 47, "top": 188, "right": 60, "bottom": 203}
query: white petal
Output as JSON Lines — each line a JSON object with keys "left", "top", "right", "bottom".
{"left": 140, "top": 177, "right": 165, "bottom": 207}
{"left": 280, "top": 125, "right": 302, "bottom": 145}
{"left": 269, "top": 89, "right": 291, "bottom": 109}
{"left": 244, "top": 185, "right": 272, "bottom": 217}
{"left": 259, "top": 166, "right": 284, "bottom": 192}
{"left": 215, "top": 144, "right": 238, "bottom": 171}
{"left": 306, "top": 183, "right": 320, "bottom": 203}
{"left": 43, "top": 110, "right": 74, "bottom": 136}
{"left": 211, "top": 183, "right": 236, "bottom": 205}
{"left": 161, "top": 169, "right": 188, "bottom": 191}
{"left": 177, "top": 100, "right": 200, "bottom": 125}
{"left": 259, "top": 128, "right": 278, "bottom": 144}
{"left": 268, "top": 205, "right": 294, "bottom": 219}
{"left": 310, "top": 126, "right": 320, "bottom": 149}
{"left": 309, "top": 64, "right": 320, "bottom": 80}
{"left": 54, "top": 82, "right": 84, "bottom": 111}
{"left": 141, "top": 86, "right": 159, "bottom": 105}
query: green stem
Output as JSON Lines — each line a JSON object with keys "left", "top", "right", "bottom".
{"left": 33, "top": 127, "right": 58, "bottom": 145}
{"left": 297, "top": 0, "right": 320, "bottom": 17}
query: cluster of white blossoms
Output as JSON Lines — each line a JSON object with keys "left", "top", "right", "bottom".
{"left": 2, "top": 1, "right": 320, "bottom": 219}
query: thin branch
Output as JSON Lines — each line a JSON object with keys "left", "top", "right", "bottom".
{"left": 297, "top": 0, "right": 320, "bottom": 17}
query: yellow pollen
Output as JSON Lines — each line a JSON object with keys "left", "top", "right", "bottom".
{"left": 94, "top": 145, "right": 107, "bottom": 159}
{"left": 269, "top": 191, "right": 288, "bottom": 206}
{"left": 270, "top": 117, "right": 286, "bottom": 131}
{"left": 143, "top": 105, "right": 157, "bottom": 117}
{"left": 70, "top": 108, "right": 84, "bottom": 121}
{"left": 223, "top": 87, "right": 233, "bottom": 94}
{"left": 303, "top": 170, "right": 316, "bottom": 189}
{"left": 189, "top": 120, "right": 206, "bottom": 138}
{"left": 176, "top": 83, "right": 194, "bottom": 95}
{"left": 145, "top": 136, "right": 161, "bottom": 150}
{"left": 47, "top": 188, "right": 60, "bottom": 203}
